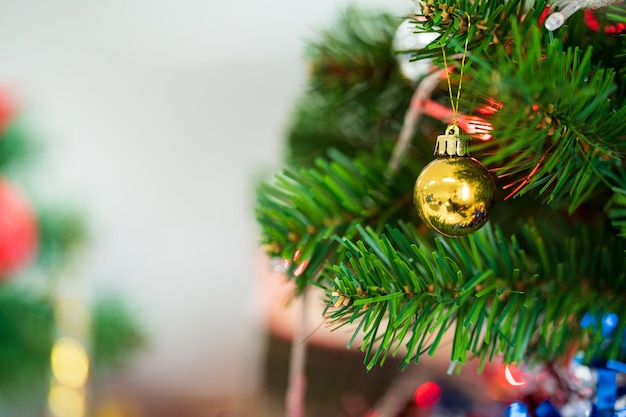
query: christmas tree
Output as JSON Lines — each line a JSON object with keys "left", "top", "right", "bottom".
{"left": 0, "top": 89, "right": 144, "bottom": 416}
{"left": 255, "top": 1, "right": 626, "bottom": 416}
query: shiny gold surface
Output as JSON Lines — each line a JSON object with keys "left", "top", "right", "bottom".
{"left": 414, "top": 156, "right": 496, "bottom": 237}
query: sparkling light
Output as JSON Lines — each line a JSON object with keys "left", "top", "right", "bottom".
{"left": 461, "top": 184, "right": 470, "bottom": 200}
{"left": 504, "top": 365, "right": 527, "bottom": 387}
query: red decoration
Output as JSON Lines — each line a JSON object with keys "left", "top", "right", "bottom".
{"left": 0, "top": 88, "right": 16, "bottom": 136}
{"left": 421, "top": 99, "right": 493, "bottom": 141}
{"left": 539, "top": 5, "right": 552, "bottom": 25}
{"left": 584, "top": 10, "right": 601, "bottom": 31}
{"left": 582, "top": 9, "right": 626, "bottom": 34}
{"left": 414, "top": 381, "right": 442, "bottom": 408}
{"left": 482, "top": 362, "right": 531, "bottom": 403}
{"left": 0, "top": 179, "right": 37, "bottom": 277}
{"left": 605, "top": 22, "right": 626, "bottom": 35}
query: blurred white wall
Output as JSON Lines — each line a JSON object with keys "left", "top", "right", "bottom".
{"left": 0, "top": 0, "right": 408, "bottom": 405}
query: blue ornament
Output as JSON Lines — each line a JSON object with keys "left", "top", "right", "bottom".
{"left": 506, "top": 402, "right": 530, "bottom": 417}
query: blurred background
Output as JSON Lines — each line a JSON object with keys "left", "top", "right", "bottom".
{"left": 0, "top": 1, "right": 420, "bottom": 416}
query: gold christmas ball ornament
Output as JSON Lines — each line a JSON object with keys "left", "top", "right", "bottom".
{"left": 414, "top": 124, "right": 496, "bottom": 238}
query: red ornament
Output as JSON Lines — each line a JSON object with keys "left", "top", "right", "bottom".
{"left": 414, "top": 381, "right": 442, "bottom": 408}
{"left": 0, "top": 179, "right": 37, "bottom": 278}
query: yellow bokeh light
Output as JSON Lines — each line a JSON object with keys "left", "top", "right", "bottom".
{"left": 51, "top": 337, "right": 90, "bottom": 388}
{"left": 48, "top": 384, "right": 85, "bottom": 417}
{"left": 55, "top": 300, "right": 91, "bottom": 337}
{"left": 94, "top": 395, "right": 144, "bottom": 417}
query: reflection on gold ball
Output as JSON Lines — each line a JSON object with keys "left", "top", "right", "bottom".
{"left": 414, "top": 156, "right": 496, "bottom": 238}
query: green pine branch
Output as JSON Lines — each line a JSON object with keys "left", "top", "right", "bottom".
{"left": 286, "top": 8, "right": 414, "bottom": 167}
{"left": 603, "top": 166, "right": 626, "bottom": 237}
{"left": 255, "top": 4, "right": 626, "bottom": 375}
{"left": 466, "top": 24, "right": 626, "bottom": 211}
{"left": 35, "top": 207, "right": 85, "bottom": 268}
{"left": 255, "top": 146, "right": 421, "bottom": 291}
{"left": 412, "top": 0, "right": 549, "bottom": 60}
{"left": 0, "top": 119, "right": 39, "bottom": 174}
{"left": 606, "top": 185, "right": 626, "bottom": 237}
{"left": 325, "top": 219, "right": 626, "bottom": 371}
{"left": 403, "top": 2, "right": 626, "bottom": 211}
{"left": 91, "top": 295, "right": 146, "bottom": 371}
{"left": 0, "top": 284, "right": 145, "bottom": 395}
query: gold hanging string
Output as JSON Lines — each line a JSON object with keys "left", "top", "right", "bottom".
{"left": 441, "top": 13, "right": 472, "bottom": 127}
{"left": 385, "top": 13, "right": 473, "bottom": 178}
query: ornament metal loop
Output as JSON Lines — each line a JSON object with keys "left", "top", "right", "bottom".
{"left": 434, "top": 124, "right": 469, "bottom": 157}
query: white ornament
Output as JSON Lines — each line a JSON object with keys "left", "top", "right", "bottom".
{"left": 393, "top": 18, "right": 440, "bottom": 82}
{"left": 579, "top": 0, "right": 624, "bottom": 8}
{"left": 545, "top": 0, "right": 625, "bottom": 30}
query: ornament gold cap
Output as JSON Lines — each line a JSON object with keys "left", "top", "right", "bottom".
{"left": 434, "top": 124, "right": 469, "bottom": 157}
